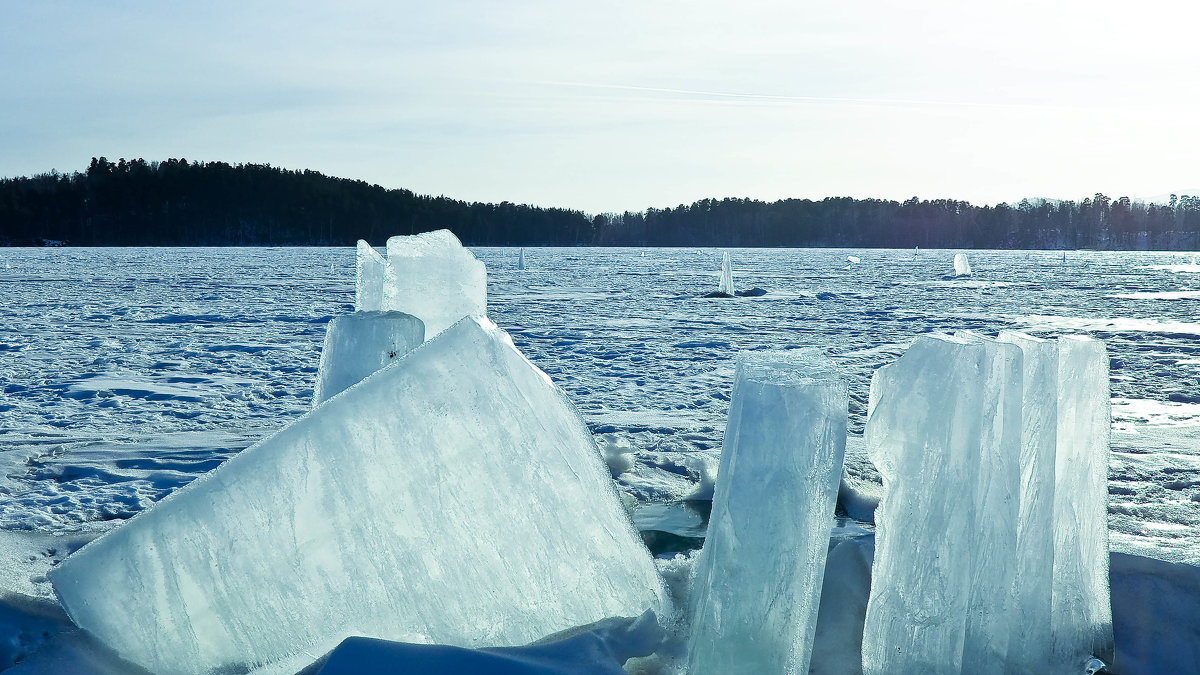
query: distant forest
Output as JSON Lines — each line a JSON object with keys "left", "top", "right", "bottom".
{"left": 4, "top": 157, "right": 1200, "bottom": 249}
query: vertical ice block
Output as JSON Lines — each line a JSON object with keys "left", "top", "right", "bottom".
{"left": 954, "top": 332, "right": 1022, "bottom": 673}
{"left": 49, "top": 317, "right": 666, "bottom": 675}
{"left": 517, "top": 248, "right": 526, "bottom": 270}
{"left": 383, "top": 229, "right": 486, "bottom": 337}
{"left": 355, "top": 240, "right": 386, "bottom": 311}
{"left": 997, "top": 330, "right": 1058, "bottom": 673}
{"left": 861, "top": 334, "right": 983, "bottom": 675}
{"left": 1052, "top": 336, "right": 1114, "bottom": 667}
{"left": 953, "top": 253, "right": 972, "bottom": 277}
{"left": 311, "top": 310, "right": 424, "bottom": 406}
{"left": 718, "top": 252, "right": 735, "bottom": 295}
{"left": 688, "top": 350, "right": 848, "bottom": 675}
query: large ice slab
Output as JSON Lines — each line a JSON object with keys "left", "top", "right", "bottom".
{"left": 861, "top": 334, "right": 985, "bottom": 674}
{"left": 355, "top": 241, "right": 386, "bottom": 311}
{"left": 383, "top": 230, "right": 486, "bottom": 337}
{"left": 688, "top": 350, "right": 848, "bottom": 675}
{"left": 49, "top": 317, "right": 666, "bottom": 675}
{"left": 311, "top": 311, "right": 424, "bottom": 406}
{"left": 954, "top": 332, "right": 1022, "bottom": 673}
{"left": 1052, "top": 335, "right": 1114, "bottom": 667}
{"left": 997, "top": 330, "right": 1058, "bottom": 672}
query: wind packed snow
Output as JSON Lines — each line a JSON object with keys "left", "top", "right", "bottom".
{"left": 382, "top": 230, "right": 486, "bottom": 337}
{"left": 311, "top": 310, "right": 424, "bottom": 405}
{"left": 49, "top": 318, "right": 665, "bottom": 674}
{"left": 688, "top": 350, "right": 847, "bottom": 675}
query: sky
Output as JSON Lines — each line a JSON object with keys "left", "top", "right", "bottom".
{"left": 3, "top": 1, "right": 1200, "bottom": 214}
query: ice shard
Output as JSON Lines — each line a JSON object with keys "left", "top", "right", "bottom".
{"left": 953, "top": 253, "right": 972, "bottom": 277}
{"left": 861, "top": 334, "right": 983, "bottom": 675}
{"left": 49, "top": 317, "right": 666, "bottom": 675}
{"left": 718, "top": 252, "right": 734, "bottom": 295}
{"left": 517, "top": 248, "right": 526, "bottom": 270}
{"left": 383, "top": 230, "right": 486, "bottom": 337}
{"left": 954, "top": 332, "right": 1022, "bottom": 673}
{"left": 1052, "top": 336, "right": 1113, "bottom": 668}
{"left": 355, "top": 240, "right": 386, "bottom": 311}
{"left": 311, "top": 310, "right": 424, "bottom": 406}
{"left": 997, "top": 330, "right": 1058, "bottom": 673}
{"left": 688, "top": 350, "right": 848, "bottom": 675}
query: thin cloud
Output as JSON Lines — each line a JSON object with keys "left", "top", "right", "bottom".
{"left": 531, "top": 80, "right": 1080, "bottom": 111}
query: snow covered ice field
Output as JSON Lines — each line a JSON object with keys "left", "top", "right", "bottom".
{"left": 1, "top": 246, "right": 1199, "bottom": 671}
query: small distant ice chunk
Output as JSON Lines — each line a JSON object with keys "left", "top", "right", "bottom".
{"left": 846, "top": 255, "right": 860, "bottom": 264}
{"left": 49, "top": 317, "right": 665, "bottom": 675}
{"left": 954, "top": 253, "right": 973, "bottom": 277}
{"left": 312, "top": 311, "right": 424, "bottom": 406}
{"left": 688, "top": 350, "right": 848, "bottom": 675}
{"left": 1052, "top": 336, "right": 1114, "bottom": 667}
{"left": 718, "top": 252, "right": 735, "bottom": 295}
{"left": 355, "top": 241, "right": 386, "bottom": 311}
{"left": 517, "top": 248, "right": 527, "bottom": 271}
{"left": 383, "top": 230, "right": 487, "bottom": 337}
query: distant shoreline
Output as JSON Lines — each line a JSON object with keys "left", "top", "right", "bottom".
{"left": 5, "top": 158, "right": 1200, "bottom": 249}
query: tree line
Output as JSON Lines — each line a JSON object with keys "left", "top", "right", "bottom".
{"left": 4, "top": 157, "right": 1200, "bottom": 249}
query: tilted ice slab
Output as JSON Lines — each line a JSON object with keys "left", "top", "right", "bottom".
{"left": 1052, "top": 336, "right": 1114, "bottom": 668}
{"left": 861, "top": 334, "right": 991, "bottom": 674}
{"left": 384, "top": 230, "right": 486, "bottom": 337}
{"left": 355, "top": 240, "right": 386, "bottom": 311}
{"left": 49, "top": 317, "right": 666, "bottom": 675}
{"left": 718, "top": 252, "right": 734, "bottom": 295}
{"left": 311, "top": 310, "right": 424, "bottom": 406}
{"left": 688, "top": 350, "right": 848, "bottom": 675}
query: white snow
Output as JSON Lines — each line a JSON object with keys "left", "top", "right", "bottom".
{"left": 48, "top": 317, "right": 666, "bottom": 674}
{"left": 383, "top": 230, "right": 486, "bottom": 337}
{"left": 311, "top": 310, "right": 424, "bottom": 405}
{"left": 687, "top": 350, "right": 848, "bottom": 674}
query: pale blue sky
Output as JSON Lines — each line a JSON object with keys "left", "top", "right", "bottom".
{"left": 3, "top": 1, "right": 1198, "bottom": 213}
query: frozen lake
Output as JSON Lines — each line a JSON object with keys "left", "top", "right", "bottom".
{"left": 0, "top": 246, "right": 1198, "bottom": 568}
